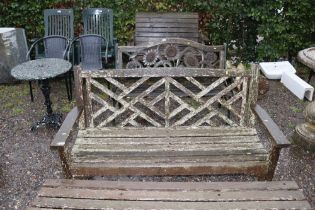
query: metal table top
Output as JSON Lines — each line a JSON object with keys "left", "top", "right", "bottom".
{"left": 11, "top": 58, "right": 72, "bottom": 81}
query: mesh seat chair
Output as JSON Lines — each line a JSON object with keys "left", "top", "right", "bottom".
{"left": 82, "top": 8, "right": 117, "bottom": 67}
{"left": 27, "top": 35, "right": 71, "bottom": 101}
{"left": 68, "top": 34, "right": 107, "bottom": 71}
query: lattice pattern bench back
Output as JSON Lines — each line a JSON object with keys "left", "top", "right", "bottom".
{"left": 75, "top": 66, "right": 259, "bottom": 129}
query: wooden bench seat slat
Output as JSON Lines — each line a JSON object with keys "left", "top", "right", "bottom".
{"left": 38, "top": 187, "right": 306, "bottom": 202}
{"left": 72, "top": 146, "right": 267, "bottom": 157}
{"left": 71, "top": 160, "right": 267, "bottom": 168}
{"left": 70, "top": 161, "right": 268, "bottom": 176}
{"left": 78, "top": 127, "right": 257, "bottom": 138}
{"left": 75, "top": 135, "right": 261, "bottom": 145}
{"left": 42, "top": 180, "right": 300, "bottom": 191}
{"left": 72, "top": 154, "right": 268, "bottom": 164}
{"left": 72, "top": 141, "right": 265, "bottom": 151}
{"left": 31, "top": 197, "right": 311, "bottom": 210}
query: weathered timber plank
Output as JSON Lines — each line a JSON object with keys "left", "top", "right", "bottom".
{"left": 255, "top": 104, "right": 290, "bottom": 147}
{"left": 74, "top": 135, "right": 261, "bottom": 145}
{"left": 71, "top": 160, "right": 267, "bottom": 173}
{"left": 72, "top": 154, "right": 268, "bottom": 164}
{"left": 79, "top": 67, "right": 244, "bottom": 78}
{"left": 136, "top": 13, "right": 199, "bottom": 19}
{"left": 31, "top": 197, "right": 311, "bottom": 209}
{"left": 136, "top": 37, "right": 199, "bottom": 44}
{"left": 38, "top": 188, "right": 306, "bottom": 202}
{"left": 243, "top": 64, "right": 259, "bottom": 127}
{"left": 136, "top": 27, "right": 198, "bottom": 33}
{"left": 71, "top": 148, "right": 267, "bottom": 158}
{"left": 136, "top": 17, "right": 198, "bottom": 23}
{"left": 84, "top": 76, "right": 93, "bottom": 127}
{"left": 136, "top": 32, "right": 199, "bottom": 38}
{"left": 51, "top": 107, "right": 81, "bottom": 148}
{"left": 42, "top": 180, "right": 300, "bottom": 191}
{"left": 77, "top": 126, "right": 257, "bottom": 138}
{"left": 72, "top": 142, "right": 266, "bottom": 153}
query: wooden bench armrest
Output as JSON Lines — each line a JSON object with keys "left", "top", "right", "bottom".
{"left": 51, "top": 106, "right": 82, "bottom": 149}
{"left": 254, "top": 104, "right": 290, "bottom": 148}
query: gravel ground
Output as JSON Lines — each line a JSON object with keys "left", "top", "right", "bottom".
{"left": 0, "top": 77, "right": 314, "bottom": 209}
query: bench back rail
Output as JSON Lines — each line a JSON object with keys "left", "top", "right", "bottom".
{"left": 76, "top": 66, "right": 258, "bottom": 129}
{"left": 117, "top": 38, "right": 226, "bottom": 69}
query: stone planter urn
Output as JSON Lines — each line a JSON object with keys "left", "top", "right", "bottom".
{"left": 293, "top": 47, "right": 315, "bottom": 152}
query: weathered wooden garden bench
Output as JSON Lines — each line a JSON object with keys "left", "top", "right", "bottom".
{"left": 28, "top": 179, "right": 311, "bottom": 209}
{"left": 51, "top": 39, "right": 290, "bottom": 180}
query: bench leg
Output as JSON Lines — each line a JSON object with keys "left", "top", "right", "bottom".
{"left": 58, "top": 147, "right": 72, "bottom": 179}
{"left": 264, "top": 145, "right": 282, "bottom": 181}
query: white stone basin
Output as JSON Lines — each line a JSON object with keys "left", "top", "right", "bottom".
{"left": 259, "top": 61, "right": 296, "bottom": 79}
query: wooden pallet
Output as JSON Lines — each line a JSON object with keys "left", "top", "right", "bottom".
{"left": 27, "top": 179, "right": 311, "bottom": 210}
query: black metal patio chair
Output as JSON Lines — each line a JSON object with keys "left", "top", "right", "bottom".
{"left": 82, "top": 8, "right": 117, "bottom": 67}
{"left": 27, "top": 35, "right": 72, "bottom": 101}
{"left": 68, "top": 34, "right": 107, "bottom": 71}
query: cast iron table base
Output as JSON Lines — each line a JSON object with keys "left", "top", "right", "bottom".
{"left": 31, "top": 79, "right": 62, "bottom": 131}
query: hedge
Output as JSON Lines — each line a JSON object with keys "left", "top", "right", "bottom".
{"left": 0, "top": 0, "right": 314, "bottom": 62}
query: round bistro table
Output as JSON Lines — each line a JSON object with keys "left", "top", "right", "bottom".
{"left": 11, "top": 58, "right": 72, "bottom": 131}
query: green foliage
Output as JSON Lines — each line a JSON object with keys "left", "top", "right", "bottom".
{"left": 0, "top": 0, "right": 314, "bottom": 61}
{"left": 290, "top": 106, "right": 302, "bottom": 114}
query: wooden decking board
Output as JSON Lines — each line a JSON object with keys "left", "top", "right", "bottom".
{"left": 255, "top": 105, "right": 290, "bottom": 147}
{"left": 42, "top": 180, "right": 300, "bottom": 191}
{"left": 30, "top": 197, "right": 311, "bottom": 210}
{"left": 28, "top": 180, "right": 311, "bottom": 209}
{"left": 38, "top": 187, "right": 306, "bottom": 202}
